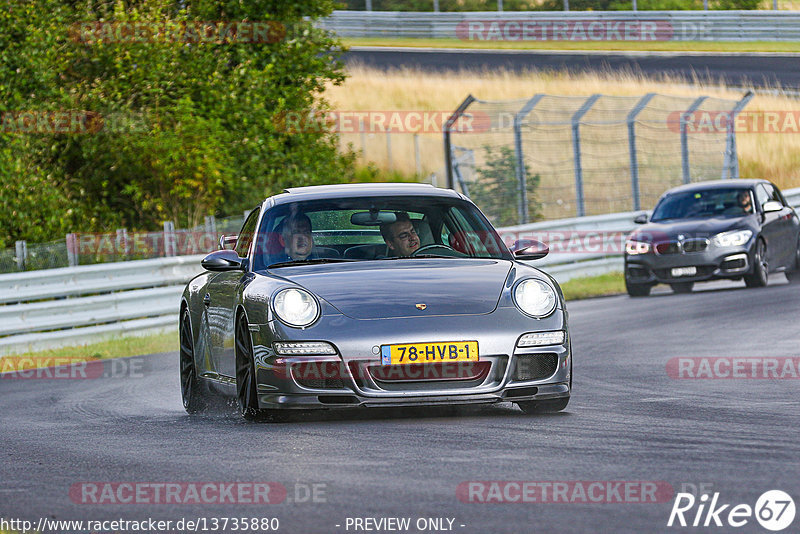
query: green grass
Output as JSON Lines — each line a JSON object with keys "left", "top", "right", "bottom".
{"left": 344, "top": 37, "right": 800, "bottom": 53}
{"left": 0, "top": 331, "right": 177, "bottom": 369}
{"left": 560, "top": 271, "right": 626, "bottom": 300}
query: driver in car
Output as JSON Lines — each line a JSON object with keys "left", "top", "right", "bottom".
{"left": 738, "top": 190, "right": 754, "bottom": 214}
{"left": 380, "top": 212, "right": 420, "bottom": 257}
{"left": 276, "top": 213, "right": 315, "bottom": 261}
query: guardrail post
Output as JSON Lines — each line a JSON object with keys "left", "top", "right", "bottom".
{"left": 627, "top": 93, "right": 656, "bottom": 212}
{"left": 385, "top": 126, "right": 393, "bottom": 170}
{"left": 414, "top": 133, "right": 422, "bottom": 176}
{"left": 514, "top": 94, "right": 545, "bottom": 225}
{"left": 65, "top": 234, "right": 78, "bottom": 267}
{"left": 163, "top": 221, "right": 176, "bottom": 257}
{"left": 115, "top": 228, "right": 129, "bottom": 257}
{"left": 444, "top": 95, "right": 476, "bottom": 190}
{"left": 571, "top": 94, "right": 601, "bottom": 217}
{"left": 722, "top": 90, "right": 754, "bottom": 180}
{"left": 15, "top": 240, "right": 27, "bottom": 271}
{"left": 681, "top": 96, "right": 708, "bottom": 184}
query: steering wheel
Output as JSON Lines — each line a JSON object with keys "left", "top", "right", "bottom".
{"left": 411, "top": 243, "right": 457, "bottom": 256}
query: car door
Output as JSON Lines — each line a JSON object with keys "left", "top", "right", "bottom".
{"left": 762, "top": 183, "right": 795, "bottom": 269}
{"left": 206, "top": 208, "right": 259, "bottom": 379}
{"left": 755, "top": 184, "right": 784, "bottom": 269}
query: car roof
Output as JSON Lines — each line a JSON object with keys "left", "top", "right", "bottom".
{"left": 664, "top": 179, "right": 769, "bottom": 195}
{"left": 268, "top": 182, "right": 462, "bottom": 205}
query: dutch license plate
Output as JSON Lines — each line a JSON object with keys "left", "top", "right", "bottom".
{"left": 671, "top": 266, "right": 697, "bottom": 277}
{"left": 380, "top": 341, "right": 479, "bottom": 366}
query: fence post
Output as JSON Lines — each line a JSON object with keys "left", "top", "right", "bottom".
{"left": 385, "top": 127, "right": 393, "bottom": 170}
{"left": 443, "top": 95, "right": 476, "bottom": 190}
{"left": 513, "top": 94, "right": 545, "bottom": 225}
{"left": 627, "top": 93, "right": 656, "bottom": 212}
{"left": 163, "top": 221, "right": 176, "bottom": 257}
{"left": 414, "top": 133, "right": 422, "bottom": 176}
{"left": 204, "top": 215, "right": 217, "bottom": 236}
{"left": 681, "top": 96, "right": 708, "bottom": 184}
{"left": 571, "top": 94, "right": 601, "bottom": 217}
{"left": 722, "top": 90, "right": 753, "bottom": 180}
{"left": 65, "top": 234, "right": 78, "bottom": 267}
{"left": 115, "top": 228, "right": 129, "bottom": 258}
{"left": 15, "top": 240, "right": 27, "bottom": 271}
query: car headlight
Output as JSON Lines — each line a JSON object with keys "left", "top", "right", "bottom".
{"left": 272, "top": 288, "right": 319, "bottom": 327}
{"left": 513, "top": 279, "right": 557, "bottom": 318}
{"left": 625, "top": 240, "right": 651, "bottom": 255}
{"left": 713, "top": 229, "right": 752, "bottom": 247}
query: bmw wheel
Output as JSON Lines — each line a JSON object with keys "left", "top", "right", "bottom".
{"left": 235, "top": 313, "right": 266, "bottom": 421}
{"left": 625, "top": 278, "right": 651, "bottom": 297}
{"left": 179, "top": 308, "right": 210, "bottom": 414}
{"left": 786, "top": 236, "right": 800, "bottom": 283}
{"left": 744, "top": 239, "right": 768, "bottom": 288}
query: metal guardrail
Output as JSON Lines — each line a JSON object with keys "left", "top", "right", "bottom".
{"left": 0, "top": 186, "right": 797, "bottom": 355}
{"left": 321, "top": 10, "right": 800, "bottom": 41}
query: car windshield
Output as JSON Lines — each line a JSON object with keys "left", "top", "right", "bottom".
{"left": 249, "top": 195, "right": 512, "bottom": 270}
{"left": 650, "top": 188, "right": 753, "bottom": 222}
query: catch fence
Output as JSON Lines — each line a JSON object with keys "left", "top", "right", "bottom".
{"left": 444, "top": 91, "right": 752, "bottom": 227}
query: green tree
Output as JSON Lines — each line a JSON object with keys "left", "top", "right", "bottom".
{"left": 469, "top": 145, "right": 541, "bottom": 228}
{"left": 0, "top": 0, "right": 355, "bottom": 245}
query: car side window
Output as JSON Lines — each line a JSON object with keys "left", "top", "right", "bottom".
{"left": 755, "top": 185, "right": 771, "bottom": 210}
{"left": 235, "top": 209, "right": 260, "bottom": 257}
{"left": 763, "top": 184, "right": 784, "bottom": 205}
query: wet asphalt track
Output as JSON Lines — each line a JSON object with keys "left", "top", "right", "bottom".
{"left": 345, "top": 47, "right": 800, "bottom": 90}
{"left": 2, "top": 276, "right": 799, "bottom": 533}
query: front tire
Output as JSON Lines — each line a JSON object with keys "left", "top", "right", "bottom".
{"left": 180, "top": 309, "right": 211, "bottom": 414}
{"left": 744, "top": 239, "right": 768, "bottom": 288}
{"left": 786, "top": 236, "right": 800, "bottom": 283}
{"left": 517, "top": 397, "right": 570, "bottom": 414}
{"left": 235, "top": 313, "right": 267, "bottom": 421}
{"left": 626, "top": 278, "right": 651, "bottom": 297}
{"left": 670, "top": 282, "right": 694, "bottom": 294}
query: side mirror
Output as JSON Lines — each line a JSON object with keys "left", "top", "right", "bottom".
{"left": 219, "top": 234, "right": 238, "bottom": 250}
{"left": 201, "top": 249, "right": 244, "bottom": 272}
{"left": 510, "top": 239, "right": 549, "bottom": 260}
{"left": 633, "top": 213, "right": 648, "bottom": 224}
{"left": 763, "top": 201, "right": 783, "bottom": 213}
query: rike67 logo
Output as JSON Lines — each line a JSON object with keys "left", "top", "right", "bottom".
{"left": 668, "top": 490, "right": 795, "bottom": 531}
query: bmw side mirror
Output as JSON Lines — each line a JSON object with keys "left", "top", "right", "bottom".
{"left": 633, "top": 213, "right": 648, "bottom": 224}
{"left": 510, "top": 239, "right": 549, "bottom": 260}
{"left": 201, "top": 249, "right": 244, "bottom": 271}
{"left": 762, "top": 201, "right": 783, "bottom": 213}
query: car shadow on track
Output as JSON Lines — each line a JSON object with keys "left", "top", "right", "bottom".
{"left": 194, "top": 399, "right": 573, "bottom": 425}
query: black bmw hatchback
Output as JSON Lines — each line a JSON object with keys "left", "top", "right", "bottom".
{"left": 624, "top": 179, "right": 800, "bottom": 296}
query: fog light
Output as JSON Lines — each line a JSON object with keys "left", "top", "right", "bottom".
{"left": 273, "top": 341, "right": 337, "bottom": 355}
{"left": 517, "top": 331, "right": 565, "bottom": 347}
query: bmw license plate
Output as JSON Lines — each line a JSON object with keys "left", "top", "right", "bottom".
{"left": 381, "top": 341, "right": 479, "bottom": 366}
{"left": 671, "top": 266, "right": 697, "bottom": 277}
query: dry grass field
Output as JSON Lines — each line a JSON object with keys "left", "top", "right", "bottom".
{"left": 327, "top": 66, "right": 800, "bottom": 194}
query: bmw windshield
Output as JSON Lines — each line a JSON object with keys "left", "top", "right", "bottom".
{"left": 650, "top": 188, "right": 754, "bottom": 222}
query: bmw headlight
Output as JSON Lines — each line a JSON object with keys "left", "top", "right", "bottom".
{"left": 272, "top": 288, "right": 319, "bottom": 327}
{"left": 713, "top": 229, "right": 752, "bottom": 247}
{"left": 513, "top": 279, "right": 557, "bottom": 318}
{"left": 625, "top": 240, "right": 651, "bottom": 255}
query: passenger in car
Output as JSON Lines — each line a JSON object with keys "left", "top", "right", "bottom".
{"left": 380, "top": 212, "right": 420, "bottom": 257}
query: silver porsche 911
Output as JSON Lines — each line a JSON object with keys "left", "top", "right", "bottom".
{"left": 180, "top": 183, "right": 572, "bottom": 421}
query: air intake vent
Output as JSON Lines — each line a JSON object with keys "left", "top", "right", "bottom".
{"left": 512, "top": 354, "right": 558, "bottom": 381}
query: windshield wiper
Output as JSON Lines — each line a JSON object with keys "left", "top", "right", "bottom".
{"left": 267, "top": 258, "right": 357, "bottom": 268}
